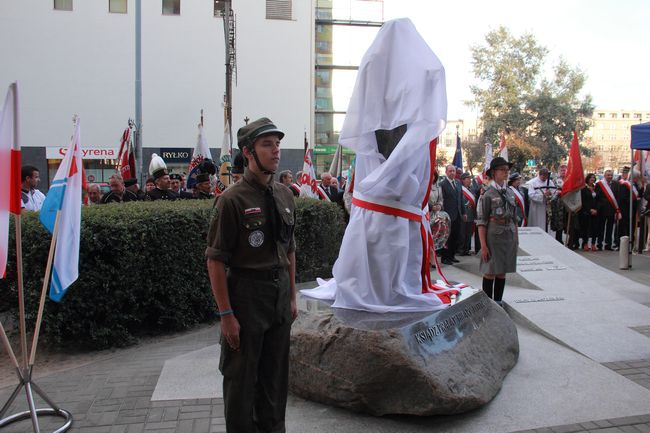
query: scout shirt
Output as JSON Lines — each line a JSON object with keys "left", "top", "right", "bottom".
{"left": 205, "top": 170, "right": 296, "bottom": 270}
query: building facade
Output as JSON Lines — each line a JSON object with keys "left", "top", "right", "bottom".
{"left": 584, "top": 109, "right": 650, "bottom": 173}
{"left": 0, "top": 0, "right": 312, "bottom": 189}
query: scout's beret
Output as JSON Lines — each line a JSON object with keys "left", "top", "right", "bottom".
{"left": 508, "top": 172, "right": 522, "bottom": 183}
{"left": 237, "top": 117, "right": 284, "bottom": 151}
{"left": 124, "top": 178, "right": 138, "bottom": 187}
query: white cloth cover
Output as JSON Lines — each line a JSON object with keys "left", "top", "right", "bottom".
{"left": 301, "top": 18, "right": 448, "bottom": 312}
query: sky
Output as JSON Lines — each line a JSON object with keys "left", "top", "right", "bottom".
{"left": 331, "top": 0, "right": 650, "bottom": 121}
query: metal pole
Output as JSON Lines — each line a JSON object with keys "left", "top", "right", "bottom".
{"left": 224, "top": 0, "right": 232, "bottom": 144}
{"left": 135, "top": 0, "right": 143, "bottom": 184}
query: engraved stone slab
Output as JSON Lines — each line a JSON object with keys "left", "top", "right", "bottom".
{"left": 517, "top": 255, "right": 567, "bottom": 272}
{"left": 290, "top": 291, "right": 519, "bottom": 416}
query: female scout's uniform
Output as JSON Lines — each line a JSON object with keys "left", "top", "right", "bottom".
{"left": 476, "top": 182, "right": 519, "bottom": 274}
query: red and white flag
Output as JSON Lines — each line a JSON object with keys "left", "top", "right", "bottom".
{"left": 0, "top": 83, "right": 22, "bottom": 279}
{"left": 299, "top": 139, "right": 319, "bottom": 199}
{"left": 116, "top": 123, "right": 136, "bottom": 180}
{"left": 560, "top": 131, "right": 585, "bottom": 212}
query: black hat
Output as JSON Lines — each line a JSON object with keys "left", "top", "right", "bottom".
{"left": 124, "top": 178, "right": 138, "bottom": 187}
{"left": 237, "top": 117, "right": 284, "bottom": 151}
{"left": 195, "top": 159, "right": 216, "bottom": 183}
{"left": 622, "top": 166, "right": 630, "bottom": 173}
{"left": 508, "top": 172, "right": 522, "bottom": 184}
{"left": 460, "top": 172, "right": 471, "bottom": 180}
{"left": 231, "top": 152, "right": 244, "bottom": 174}
{"left": 169, "top": 173, "right": 182, "bottom": 181}
{"left": 486, "top": 157, "right": 513, "bottom": 177}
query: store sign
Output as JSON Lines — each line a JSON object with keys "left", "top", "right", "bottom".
{"left": 160, "top": 148, "right": 192, "bottom": 162}
{"left": 47, "top": 147, "right": 118, "bottom": 160}
{"left": 314, "top": 145, "right": 354, "bottom": 155}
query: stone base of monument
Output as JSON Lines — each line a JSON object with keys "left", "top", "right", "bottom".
{"left": 290, "top": 290, "right": 519, "bottom": 416}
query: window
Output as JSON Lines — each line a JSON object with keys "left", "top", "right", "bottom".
{"left": 109, "top": 0, "right": 127, "bottom": 13}
{"left": 54, "top": 0, "right": 73, "bottom": 11}
{"left": 622, "top": 113, "right": 629, "bottom": 119}
{"left": 597, "top": 113, "right": 605, "bottom": 118}
{"left": 634, "top": 113, "right": 642, "bottom": 119}
{"left": 610, "top": 113, "right": 617, "bottom": 119}
{"left": 214, "top": 0, "right": 226, "bottom": 17}
{"left": 162, "top": 0, "right": 180, "bottom": 15}
{"left": 266, "top": 0, "right": 292, "bottom": 20}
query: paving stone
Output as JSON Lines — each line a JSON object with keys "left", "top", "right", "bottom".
{"left": 180, "top": 404, "right": 212, "bottom": 413}
{"left": 192, "top": 418, "right": 211, "bottom": 433}
{"left": 551, "top": 423, "right": 585, "bottom": 432}
{"left": 146, "top": 407, "right": 164, "bottom": 422}
{"left": 178, "top": 411, "right": 212, "bottom": 420}
{"left": 619, "top": 426, "right": 644, "bottom": 433}
{"left": 143, "top": 420, "right": 178, "bottom": 430}
{"left": 163, "top": 406, "right": 180, "bottom": 421}
{"left": 176, "top": 419, "right": 194, "bottom": 433}
{"left": 632, "top": 424, "right": 650, "bottom": 433}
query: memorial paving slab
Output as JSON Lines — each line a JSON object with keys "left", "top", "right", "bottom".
{"left": 1, "top": 244, "right": 649, "bottom": 432}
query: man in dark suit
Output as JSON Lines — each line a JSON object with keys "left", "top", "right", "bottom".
{"left": 321, "top": 172, "right": 343, "bottom": 204}
{"left": 440, "top": 165, "right": 466, "bottom": 264}
{"left": 595, "top": 169, "right": 621, "bottom": 250}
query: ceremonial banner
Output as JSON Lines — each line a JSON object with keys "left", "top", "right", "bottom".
{"left": 217, "top": 119, "right": 232, "bottom": 192}
{"left": 299, "top": 141, "right": 318, "bottom": 199}
{"left": 187, "top": 123, "right": 212, "bottom": 190}
{"left": 329, "top": 144, "right": 344, "bottom": 182}
{"left": 452, "top": 131, "right": 462, "bottom": 169}
{"left": 40, "top": 120, "right": 82, "bottom": 302}
{"left": 560, "top": 131, "right": 584, "bottom": 212}
{"left": 301, "top": 19, "right": 451, "bottom": 312}
{"left": 0, "top": 83, "right": 21, "bottom": 278}
{"left": 116, "top": 123, "right": 136, "bottom": 180}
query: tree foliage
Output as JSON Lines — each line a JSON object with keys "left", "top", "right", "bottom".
{"left": 469, "top": 26, "right": 594, "bottom": 171}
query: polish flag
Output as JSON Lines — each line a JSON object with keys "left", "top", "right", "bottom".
{"left": 0, "top": 83, "right": 22, "bottom": 279}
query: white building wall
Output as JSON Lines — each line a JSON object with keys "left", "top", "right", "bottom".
{"left": 0, "top": 0, "right": 312, "bottom": 151}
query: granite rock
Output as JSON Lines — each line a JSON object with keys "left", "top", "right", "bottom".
{"left": 290, "top": 291, "right": 519, "bottom": 416}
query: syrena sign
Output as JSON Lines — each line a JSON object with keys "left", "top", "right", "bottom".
{"left": 46, "top": 147, "right": 118, "bottom": 160}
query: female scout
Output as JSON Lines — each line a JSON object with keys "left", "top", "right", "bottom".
{"left": 476, "top": 157, "right": 518, "bottom": 305}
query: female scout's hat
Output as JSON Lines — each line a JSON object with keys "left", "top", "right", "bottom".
{"left": 486, "top": 156, "right": 513, "bottom": 177}
{"left": 237, "top": 117, "right": 284, "bottom": 151}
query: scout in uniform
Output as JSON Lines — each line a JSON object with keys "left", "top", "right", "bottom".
{"left": 205, "top": 117, "right": 297, "bottom": 433}
{"left": 476, "top": 157, "right": 518, "bottom": 306}
{"left": 145, "top": 154, "right": 179, "bottom": 201}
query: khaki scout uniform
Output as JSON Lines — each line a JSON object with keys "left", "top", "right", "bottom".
{"left": 206, "top": 170, "right": 295, "bottom": 433}
{"left": 476, "top": 184, "right": 519, "bottom": 275}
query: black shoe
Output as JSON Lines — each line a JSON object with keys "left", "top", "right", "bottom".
{"left": 441, "top": 259, "right": 454, "bottom": 265}
{"left": 450, "top": 257, "right": 460, "bottom": 263}
{"left": 604, "top": 246, "right": 613, "bottom": 251}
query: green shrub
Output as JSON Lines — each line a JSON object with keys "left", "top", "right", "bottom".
{"left": 0, "top": 198, "right": 345, "bottom": 349}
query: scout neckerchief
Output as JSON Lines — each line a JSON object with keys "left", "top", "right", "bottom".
{"left": 618, "top": 178, "right": 638, "bottom": 200}
{"left": 509, "top": 185, "right": 527, "bottom": 226}
{"left": 461, "top": 185, "right": 476, "bottom": 207}
{"left": 596, "top": 179, "right": 621, "bottom": 217}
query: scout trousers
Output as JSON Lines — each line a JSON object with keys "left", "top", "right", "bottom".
{"left": 220, "top": 269, "right": 292, "bottom": 433}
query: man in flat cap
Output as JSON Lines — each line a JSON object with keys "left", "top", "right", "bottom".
{"left": 206, "top": 117, "right": 297, "bottom": 433}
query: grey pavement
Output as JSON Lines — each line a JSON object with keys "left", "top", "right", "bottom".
{"left": 0, "top": 235, "right": 649, "bottom": 433}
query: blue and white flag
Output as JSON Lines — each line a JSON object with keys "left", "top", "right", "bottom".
{"left": 452, "top": 131, "right": 462, "bottom": 169}
{"left": 40, "top": 120, "right": 82, "bottom": 302}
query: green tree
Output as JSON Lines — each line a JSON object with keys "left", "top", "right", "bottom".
{"left": 469, "top": 27, "right": 594, "bottom": 170}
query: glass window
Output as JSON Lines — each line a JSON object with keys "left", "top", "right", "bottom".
{"left": 162, "top": 0, "right": 180, "bottom": 15}
{"left": 54, "top": 0, "right": 73, "bottom": 11}
{"left": 214, "top": 0, "right": 226, "bottom": 17}
{"left": 109, "top": 0, "right": 127, "bottom": 13}
{"left": 610, "top": 113, "right": 617, "bottom": 119}
{"left": 597, "top": 113, "right": 605, "bottom": 118}
{"left": 634, "top": 113, "right": 642, "bottom": 119}
{"left": 622, "top": 113, "right": 629, "bottom": 119}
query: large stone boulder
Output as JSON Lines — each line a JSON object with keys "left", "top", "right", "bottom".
{"left": 290, "top": 291, "right": 519, "bottom": 416}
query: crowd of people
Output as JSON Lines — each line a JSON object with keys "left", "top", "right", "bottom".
{"left": 430, "top": 163, "right": 650, "bottom": 263}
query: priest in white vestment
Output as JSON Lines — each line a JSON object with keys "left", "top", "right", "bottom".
{"left": 525, "top": 168, "right": 557, "bottom": 231}
{"left": 301, "top": 18, "right": 449, "bottom": 313}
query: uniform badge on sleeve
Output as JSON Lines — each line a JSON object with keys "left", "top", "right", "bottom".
{"left": 244, "top": 207, "right": 262, "bottom": 215}
{"left": 249, "top": 230, "right": 264, "bottom": 247}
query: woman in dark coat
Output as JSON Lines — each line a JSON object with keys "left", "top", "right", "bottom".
{"left": 580, "top": 173, "right": 599, "bottom": 251}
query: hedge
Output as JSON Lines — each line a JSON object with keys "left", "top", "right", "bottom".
{"left": 0, "top": 198, "right": 344, "bottom": 349}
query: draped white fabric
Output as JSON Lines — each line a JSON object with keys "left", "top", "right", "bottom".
{"left": 301, "top": 19, "right": 448, "bottom": 313}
